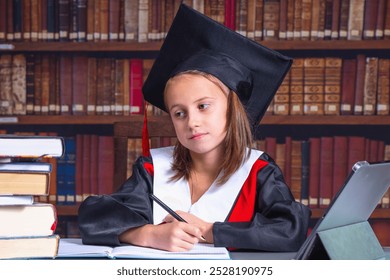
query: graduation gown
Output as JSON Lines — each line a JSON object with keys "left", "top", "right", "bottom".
{"left": 78, "top": 147, "right": 311, "bottom": 252}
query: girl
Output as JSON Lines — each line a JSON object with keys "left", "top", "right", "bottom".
{"left": 78, "top": 4, "right": 311, "bottom": 252}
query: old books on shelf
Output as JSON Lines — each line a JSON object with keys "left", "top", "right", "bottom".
{"left": 0, "top": 134, "right": 64, "bottom": 259}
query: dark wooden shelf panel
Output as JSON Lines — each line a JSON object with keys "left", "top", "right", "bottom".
{"left": 1, "top": 40, "right": 390, "bottom": 52}
{"left": 2, "top": 115, "right": 390, "bottom": 125}
{"left": 56, "top": 204, "right": 80, "bottom": 216}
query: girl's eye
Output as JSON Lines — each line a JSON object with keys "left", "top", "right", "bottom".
{"left": 174, "top": 111, "right": 186, "bottom": 118}
{"left": 199, "top": 103, "right": 209, "bottom": 110}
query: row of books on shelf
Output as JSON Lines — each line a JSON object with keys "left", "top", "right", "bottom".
{"left": 1, "top": 53, "right": 390, "bottom": 117}
{"left": 1, "top": 0, "right": 390, "bottom": 43}
{"left": 0, "top": 134, "right": 64, "bottom": 259}
{"left": 253, "top": 135, "right": 390, "bottom": 209}
{"left": 270, "top": 55, "right": 390, "bottom": 116}
{"left": 0, "top": 53, "right": 150, "bottom": 116}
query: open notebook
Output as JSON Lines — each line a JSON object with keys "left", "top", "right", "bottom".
{"left": 57, "top": 238, "right": 230, "bottom": 260}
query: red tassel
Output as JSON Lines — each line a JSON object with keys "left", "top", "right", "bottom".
{"left": 142, "top": 103, "right": 151, "bottom": 157}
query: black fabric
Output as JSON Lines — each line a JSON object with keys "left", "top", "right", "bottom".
{"left": 142, "top": 4, "right": 292, "bottom": 130}
{"left": 78, "top": 154, "right": 311, "bottom": 251}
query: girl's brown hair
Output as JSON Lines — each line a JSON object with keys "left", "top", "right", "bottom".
{"left": 165, "top": 71, "right": 253, "bottom": 185}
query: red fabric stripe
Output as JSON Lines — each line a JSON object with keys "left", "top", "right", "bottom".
{"left": 142, "top": 103, "right": 151, "bottom": 157}
{"left": 227, "top": 159, "right": 268, "bottom": 222}
{"left": 143, "top": 162, "right": 154, "bottom": 176}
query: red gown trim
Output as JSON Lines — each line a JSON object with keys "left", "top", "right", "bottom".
{"left": 227, "top": 159, "right": 268, "bottom": 222}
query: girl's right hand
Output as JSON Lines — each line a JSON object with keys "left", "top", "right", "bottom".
{"left": 119, "top": 221, "right": 203, "bottom": 252}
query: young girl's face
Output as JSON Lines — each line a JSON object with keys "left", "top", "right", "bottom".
{"left": 164, "top": 73, "right": 228, "bottom": 157}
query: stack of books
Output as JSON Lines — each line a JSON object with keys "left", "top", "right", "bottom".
{"left": 0, "top": 135, "right": 65, "bottom": 259}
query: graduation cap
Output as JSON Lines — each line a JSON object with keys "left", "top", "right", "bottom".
{"left": 141, "top": 4, "right": 292, "bottom": 154}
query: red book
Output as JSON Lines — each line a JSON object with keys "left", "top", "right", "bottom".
{"left": 319, "top": 137, "right": 333, "bottom": 208}
{"left": 81, "top": 134, "right": 91, "bottom": 201}
{"left": 265, "top": 137, "right": 277, "bottom": 160}
{"left": 284, "top": 136, "right": 292, "bottom": 187}
{"left": 72, "top": 55, "right": 88, "bottom": 115}
{"left": 309, "top": 137, "right": 320, "bottom": 208}
{"left": 353, "top": 54, "right": 366, "bottom": 115}
{"left": 0, "top": 0, "right": 6, "bottom": 42}
{"left": 347, "top": 136, "right": 366, "bottom": 170}
{"left": 89, "top": 134, "right": 99, "bottom": 197}
{"left": 332, "top": 136, "right": 348, "bottom": 197}
{"left": 75, "top": 134, "right": 84, "bottom": 202}
{"left": 129, "top": 59, "right": 144, "bottom": 115}
{"left": 340, "top": 58, "right": 357, "bottom": 115}
{"left": 97, "top": 136, "right": 114, "bottom": 195}
{"left": 363, "top": 0, "right": 379, "bottom": 39}
{"left": 59, "top": 55, "right": 73, "bottom": 115}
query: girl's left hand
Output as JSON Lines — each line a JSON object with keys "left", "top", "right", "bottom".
{"left": 163, "top": 211, "right": 214, "bottom": 243}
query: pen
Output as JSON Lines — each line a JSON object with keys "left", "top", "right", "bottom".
{"left": 149, "top": 193, "right": 207, "bottom": 241}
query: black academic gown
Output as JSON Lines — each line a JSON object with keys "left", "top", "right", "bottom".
{"left": 78, "top": 152, "right": 311, "bottom": 252}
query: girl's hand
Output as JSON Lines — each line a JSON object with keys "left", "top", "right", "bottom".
{"left": 119, "top": 221, "right": 203, "bottom": 252}
{"left": 163, "top": 211, "right": 214, "bottom": 244}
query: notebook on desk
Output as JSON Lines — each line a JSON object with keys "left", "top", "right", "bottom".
{"left": 295, "top": 160, "right": 390, "bottom": 260}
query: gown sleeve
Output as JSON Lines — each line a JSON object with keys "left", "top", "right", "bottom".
{"left": 78, "top": 156, "right": 154, "bottom": 246}
{"left": 212, "top": 153, "right": 312, "bottom": 252}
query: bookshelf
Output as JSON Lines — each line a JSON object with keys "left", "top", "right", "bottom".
{"left": 1, "top": 0, "right": 390, "bottom": 245}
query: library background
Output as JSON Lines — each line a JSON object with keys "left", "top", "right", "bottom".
{"left": 1, "top": 0, "right": 390, "bottom": 246}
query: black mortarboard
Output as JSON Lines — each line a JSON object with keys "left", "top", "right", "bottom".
{"left": 142, "top": 4, "right": 292, "bottom": 129}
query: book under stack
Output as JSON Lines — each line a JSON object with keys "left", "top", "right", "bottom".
{"left": 0, "top": 135, "right": 64, "bottom": 259}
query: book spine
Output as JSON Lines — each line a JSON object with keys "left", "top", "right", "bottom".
{"left": 72, "top": 55, "right": 88, "bottom": 115}
{"left": 100, "top": 0, "right": 109, "bottom": 41}
{"left": 340, "top": 58, "right": 356, "bottom": 115}
{"left": 376, "top": 58, "right": 390, "bottom": 115}
{"left": 324, "top": 57, "right": 342, "bottom": 115}
{"left": 384, "top": 0, "right": 390, "bottom": 38}
{"left": 278, "top": 0, "right": 288, "bottom": 40}
{"left": 301, "top": 0, "right": 312, "bottom": 40}
{"left": 286, "top": 0, "right": 294, "bottom": 39}
{"left": 138, "top": 0, "right": 149, "bottom": 42}
{"left": 348, "top": 0, "right": 365, "bottom": 40}
{"left": 236, "top": 0, "right": 248, "bottom": 37}
{"left": 309, "top": 137, "right": 320, "bottom": 208}
{"left": 58, "top": 0, "right": 70, "bottom": 41}
{"left": 40, "top": 55, "right": 50, "bottom": 114}
{"left": 109, "top": 0, "right": 120, "bottom": 41}
{"left": 363, "top": 0, "right": 379, "bottom": 39}
{"left": 0, "top": 0, "right": 6, "bottom": 42}
{"left": 76, "top": 0, "right": 87, "bottom": 41}
{"left": 332, "top": 136, "right": 348, "bottom": 196}
{"left": 33, "top": 54, "right": 42, "bottom": 114}
{"left": 263, "top": 0, "right": 280, "bottom": 40}
{"left": 293, "top": 0, "right": 302, "bottom": 39}
{"left": 114, "top": 59, "right": 125, "bottom": 115}
{"left": 301, "top": 140, "right": 310, "bottom": 206}
{"left": 290, "top": 140, "right": 302, "bottom": 202}
{"left": 375, "top": 0, "right": 386, "bottom": 39}
{"left": 87, "top": 57, "right": 97, "bottom": 115}
{"left": 363, "top": 57, "right": 379, "bottom": 115}
{"left": 273, "top": 70, "right": 290, "bottom": 115}
{"left": 0, "top": 54, "right": 13, "bottom": 115}
{"left": 289, "top": 58, "right": 304, "bottom": 115}
{"left": 303, "top": 57, "right": 325, "bottom": 115}
{"left": 331, "top": 0, "right": 341, "bottom": 39}
{"left": 124, "top": 0, "right": 139, "bottom": 41}
{"left": 11, "top": 54, "right": 27, "bottom": 115}
{"left": 310, "top": 0, "right": 321, "bottom": 40}
{"left": 129, "top": 58, "right": 144, "bottom": 115}
{"left": 339, "top": 0, "right": 350, "bottom": 39}
{"left": 247, "top": 0, "right": 256, "bottom": 39}
{"left": 319, "top": 137, "right": 333, "bottom": 208}
{"left": 59, "top": 55, "right": 73, "bottom": 115}
{"left": 353, "top": 54, "right": 366, "bottom": 115}
{"left": 25, "top": 54, "right": 35, "bottom": 114}
{"left": 323, "top": 0, "right": 333, "bottom": 40}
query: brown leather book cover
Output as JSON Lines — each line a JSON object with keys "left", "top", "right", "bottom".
{"left": 384, "top": 0, "right": 390, "bottom": 39}
{"left": 114, "top": 59, "right": 125, "bottom": 115}
{"left": 108, "top": 0, "right": 120, "bottom": 41}
{"left": 279, "top": 0, "right": 288, "bottom": 39}
{"left": 123, "top": 58, "right": 130, "bottom": 116}
{"left": 310, "top": 0, "right": 321, "bottom": 40}
{"left": 81, "top": 134, "right": 91, "bottom": 199}
{"left": 89, "top": 134, "right": 99, "bottom": 197}
{"left": 323, "top": 0, "right": 333, "bottom": 39}
{"left": 309, "top": 137, "right": 320, "bottom": 208}
{"left": 319, "top": 137, "right": 333, "bottom": 208}
{"left": 72, "top": 56, "right": 88, "bottom": 115}
{"left": 375, "top": 0, "right": 386, "bottom": 38}
{"left": 382, "top": 144, "right": 390, "bottom": 207}
{"left": 22, "top": 0, "right": 31, "bottom": 41}
{"left": 97, "top": 136, "right": 114, "bottom": 195}
{"left": 59, "top": 55, "right": 73, "bottom": 115}
{"left": 340, "top": 58, "right": 356, "bottom": 115}
{"left": 303, "top": 57, "right": 325, "bottom": 115}
{"left": 40, "top": 55, "right": 50, "bottom": 115}
{"left": 76, "top": 0, "right": 87, "bottom": 41}
{"left": 293, "top": 0, "right": 302, "bottom": 39}
{"left": 273, "top": 70, "right": 290, "bottom": 115}
{"left": 289, "top": 58, "right": 304, "bottom": 115}
{"left": 332, "top": 136, "right": 348, "bottom": 198}
{"left": 138, "top": 0, "right": 149, "bottom": 42}
{"left": 11, "top": 54, "right": 26, "bottom": 115}
{"left": 276, "top": 143, "right": 286, "bottom": 175}
{"left": 0, "top": 55, "right": 13, "bottom": 115}
{"left": 33, "top": 54, "right": 42, "bottom": 114}
{"left": 363, "top": 57, "right": 378, "bottom": 115}
{"left": 291, "top": 139, "right": 302, "bottom": 202}
{"left": 0, "top": 0, "right": 6, "bottom": 41}
{"left": 263, "top": 0, "right": 280, "bottom": 40}
{"left": 286, "top": 0, "right": 294, "bottom": 39}
{"left": 58, "top": 0, "right": 70, "bottom": 41}
{"left": 163, "top": 0, "right": 174, "bottom": 39}
{"left": 93, "top": 0, "right": 101, "bottom": 41}
{"left": 87, "top": 57, "right": 97, "bottom": 115}
{"left": 284, "top": 136, "right": 292, "bottom": 187}
{"left": 86, "top": 0, "right": 94, "bottom": 40}
{"left": 331, "top": 0, "right": 341, "bottom": 39}
{"left": 348, "top": 0, "right": 365, "bottom": 40}
{"left": 99, "top": 0, "right": 109, "bottom": 41}
{"left": 48, "top": 55, "right": 59, "bottom": 115}
{"left": 6, "top": 0, "right": 14, "bottom": 41}
{"left": 347, "top": 136, "right": 365, "bottom": 170}
{"left": 247, "top": 0, "right": 257, "bottom": 39}
{"left": 376, "top": 58, "right": 390, "bottom": 115}
{"left": 301, "top": 0, "right": 312, "bottom": 40}
{"left": 40, "top": 0, "right": 48, "bottom": 41}
{"left": 339, "top": 0, "right": 350, "bottom": 39}
{"left": 26, "top": 54, "right": 35, "bottom": 114}
{"left": 265, "top": 137, "right": 277, "bottom": 161}
{"left": 324, "top": 57, "right": 342, "bottom": 115}
{"left": 123, "top": 0, "right": 138, "bottom": 41}
{"left": 363, "top": 0, "right": 378, "bottom": 39}
{"left": 236, "top": 0, "right": 248, "bottom": 37}
{"left": 353, "top": 54, "right": 366, "bottom": 115}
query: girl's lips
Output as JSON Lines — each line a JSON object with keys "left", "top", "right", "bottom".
{"left": 190, "top": 133, "right": 207, "bottom": 140}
